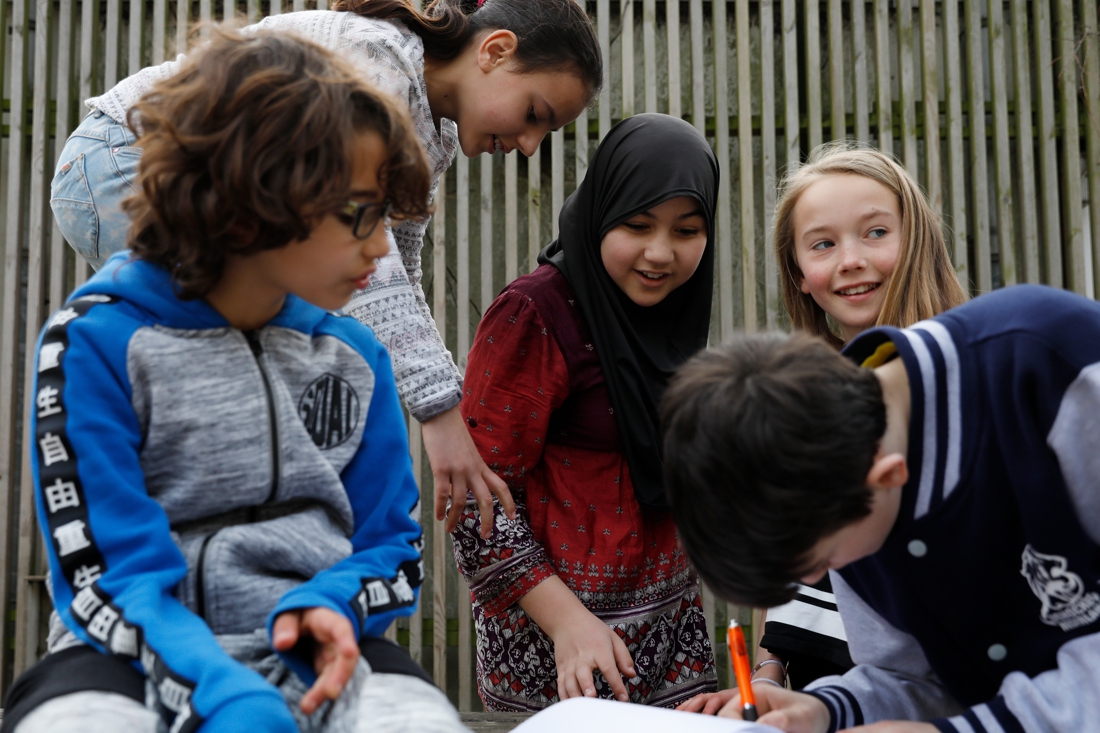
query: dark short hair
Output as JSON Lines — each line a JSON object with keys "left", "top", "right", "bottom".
{"left": 331, "top": 0, "right": 603, "bottom": 102}
{"left": 660, "top": 332, "right": 886, "bottom": 608}
{"left": 124, "top": 25, "right": 432, "bottom": 299}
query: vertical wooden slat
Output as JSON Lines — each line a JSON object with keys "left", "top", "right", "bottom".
{"left": 1056, "top": 0, "right": 1085, "bottom": 293}
{"left": 1034, "top": 0, "right": 1063, "bottom": 286}
{"left": 16, "top": 0, "right": 55, "bottom": 675}
{"left": 480, "top": 155, "right": 494, "bottom": 314}
{"left": 384, "top": 620, "right": 398, "bottom": 641}
{"left": 105, "top": 0, "right": 121, "bottom": 86}
{"left": 270, "top": 0, "right": 283, "bottom": 17}
{"left": 598, "top": 0, "right": 612, "bottom": 140}
{"left": 248, "top": 0, "right": 261, "bottom": 26}
{"left": 430, "top": 176, "right": 448, "bottom": 689}
{"left": 129, "top": 0, "right": 145, "bottom": 75}
{"left": 897, "top": 0, "right": 917, "bottom": 173}
{"left": 505, "top": 154, "right": 518, "bottom": 284}
{"left": 987, "top": 0, "right": 1014, "bottom": 286}
{"left": 874, "top": 0, "right": 893, "bottom": 149}
{"left": 691, "top": 0, "right": 706, "bottom": 135}
{"left": 294, "top": 0, "right": 306, "bottom": 11}
{"left": 805, "top": 0, "right": 823, "bottom": 148}
{"left": 761, "top": 0, "right": 779, "bottom": 328}
{"left": 1010, "top": 0, "right": 1039, "bottom": 284}
{"left": 964, "top": 0, "right": 991, "bottom": 292}
{"left": 643, "top": 0, "right": 657, "bottom": 112}
{"left": 77, "top": 0, "right": 99, "bottom": 288}
{"left": 852, "top": 0, "right": 869, "bottom": 144}
{"left": 784, "top": 0, "right": 800, "bottom": 168}
{"left": 457, "top": 575, "right": 473, "bottom": 711}
{"left": 943, "top": 0, "right": 969, "bottom": 285}
{"left": 622, "top": 0, "right": 635, "bottom": 119}
{"left": 667, "top": 0, "right": 681, "bottom": 119}
{"left": 200, "top": 0, "right": 212, "bottom": 30}
{"left": 737, "top": 0, "right": 756, "bottom": 331}
{"left": 457, "top": 155, "right": 471, "bottom": 368}
{"left": 153, "top": 0, "right": 167, "bottom": 64}
{"left": 52, "top": 0, "right": 76, "bottom": 314}
{"left": 715, "top": 0, "right": 734, "bottom": 336}
{"left": 1084, "top": 0, "right": 1100, "bottom": 288}
{"left": 828, "top": 0, "right": 845, "bottom": 140}
{"left": 176, "top": 0, "right": 189, "bottom": 59}
{"left": 576, "top": 109, "right": 589, "bottom": 185}
{"left": 0, "top": 0, "right": 32, "bottom": 687}
{"left": 920, "top": 0, "right": 941, "bottom": 213}
{"left": 552, "top": 130, "right": 565, "bottom": 238}
{"left": 528, "top": 150, "right": 542, "bottom": 272}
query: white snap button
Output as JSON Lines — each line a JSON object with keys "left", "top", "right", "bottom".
{"left": 907, "top": 539, "right": 928, "bottom": 557}
{"left": 988, "top": 644, "right": 1007, "bottom": 661}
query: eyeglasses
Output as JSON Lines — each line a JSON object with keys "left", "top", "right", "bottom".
{"left": 336, "top": 200, "right": 392, "bottom": 239}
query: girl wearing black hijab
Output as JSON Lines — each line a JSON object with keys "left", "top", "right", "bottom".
{"left": 452, "top": 114, "right": 720, "bottom": 711}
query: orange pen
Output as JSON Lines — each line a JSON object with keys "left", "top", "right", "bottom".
{"left": 727, "top": 619, "right": 758, "bottom": 721}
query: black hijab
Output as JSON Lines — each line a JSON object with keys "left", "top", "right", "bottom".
{"left": 538, "top": 114, "right": 719, "bottom": 510}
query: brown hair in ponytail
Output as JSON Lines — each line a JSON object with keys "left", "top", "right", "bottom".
{"left": 329, "top": 0, "right": 603, "bottom": 99}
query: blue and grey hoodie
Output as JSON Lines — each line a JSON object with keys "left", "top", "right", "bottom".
{"left": 31, "top": 253, "right": 424, "bottom": 732}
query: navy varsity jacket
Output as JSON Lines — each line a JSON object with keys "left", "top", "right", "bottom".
{"left": 805, "top": 285, "right": 1100, "bottom": 733}
{"left": 31, "top": 254, "right": 424, "bottom": 732}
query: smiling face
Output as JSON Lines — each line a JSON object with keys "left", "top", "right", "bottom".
{"left": 451, "top": 32, "right": 590, "bottom": 158}
{"left": 599, "top": 196, "right": 709, "bottom": 307}
{"left": 256, "top": 131, "right": 392, "bottom": 311}
{"left": 792, "top": 173, "right": 903, "bottom": 342}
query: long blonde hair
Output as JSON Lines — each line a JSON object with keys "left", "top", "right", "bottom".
{"left": 773, "top": 142, "right": 968, "bottom": 348}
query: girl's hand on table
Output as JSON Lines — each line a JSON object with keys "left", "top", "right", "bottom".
{"left": 423, "top": 405, "right": 515, "bottom": 538}
{"left": 549, "top": 604, "right": 636, "bottom": 702}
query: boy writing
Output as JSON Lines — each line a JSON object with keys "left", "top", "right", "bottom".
{"left": 5, "top": 26, "right": 466, "bottom": 733}
{"left": 664, "top": 284, "right": 1100, "bottom": 733}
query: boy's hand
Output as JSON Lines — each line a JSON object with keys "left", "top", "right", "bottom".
{"left": 846, "top": 724, "right": 938, "bottom": 733}
{"left": 423, "top": 405, "right": 515, "bottom": 537}
{"left": 714, "top": 685, "right": 831, "bottom": 733}
{"left": 272, "top": 607, "right": 359, "bottom": 715}
{"left": 548, "top": 605, "right": 636, "bottom": 702}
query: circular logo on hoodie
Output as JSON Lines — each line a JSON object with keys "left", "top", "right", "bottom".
{"left": 298, "top": 373, "right": 360, "bottom": 449}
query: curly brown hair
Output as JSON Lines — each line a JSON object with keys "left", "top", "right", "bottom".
{"left": 123, "top": 25, "right": 432, "bottom": 299}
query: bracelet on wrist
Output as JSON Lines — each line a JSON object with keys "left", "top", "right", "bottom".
{"left": 751, "top": 677, "right": 784, "bottom": 688}
{"left": 751, "top": 658, "right": 789, "bottom": 687}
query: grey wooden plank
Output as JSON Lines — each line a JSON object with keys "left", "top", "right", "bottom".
{"left": 129, "top": 0, "right": 144, "bottom": 75}
{"left": 622, "top": 0, "right": 635, "bottom": 119}
{"left": 715, "top": 0, "right": 735, "bottom": 336}
{"left": 667, "top": 0, "right": 681, "bottom": 118}
{"left": 480, "top": 154, "right": 494, "bottom": 316}
{"left": 738, "top": 0, "right": 756, "bottom": 330}
{"left": 153, "top": 0, "right": 167, "bottom": 64}
{"left": 874, "top": 0, "right": 892, "bottom": 149}
{"left": 575, "top": 108, "right": 589, "bottom": 185}
{"left": 505, "top": 153, "right": 518, "bottom": 284}
{"left": 528, "top": 148, "right": 542, "bottom": 272}
{"left": 920, "top": 0, "right": 941, "bottom": 213}
{"left": 552, "top": 129, "right": 565, "bottom": 238}
{"left": 828, "top": 0, "right": 845, "bottom": 140}
{"left": 897, "top": 0, "right": 917, "bottom": 174}
{"left": 105, "top": 0, "right": 120, "bottom": 86}
{"left": 1084, "top": 0, "right": 1100, "bottom": 289}
{"left": 1057, "top": 0, "right": 1085, "bottom": 293}
{"left": 1010, "top": 0, "right": 1039, "bottom": 283}
{"left": 943, "top": 0, "right": 969, "bottom": 285}
{"left": 783, "top": 0, "right": 800, "bottom": 169}
{"left": 52, "top": 0, "right": 77, "bottom": 315}
{"left": 458, "top": 573, "right": 473, "bottom": 711}
{"left": 0, "top": 0, "right": 32, "bottom": 688}
{"left": 598, "top": 0, "right": 612, "bottom": 140}
{"left": 644, "top": 0, "right": 657, "bottom": 112}
{"left": 805, "top": 0, "right": 822, "bottom": 148}
{"left": 430, "top": 175, "right": 448, "bottom": 689}
{"left": 176, "top": 0, "right": 189, "bottom": 60}
{"left": 457, "top": 154, "right": 471, "bottom": 369}
{"left": 853, "top": 0, "right": 870, "bottom": 143}
{"left": 987, "top": 0, "right": 1015, "bottom": 286}
{"left": 691, "top": 0, "right": 706, "bottom": 135}
{"left": 761, "top": 0, "right": 779, "bottom": 328}
{"left": 408, "top": 416, "right": 423, "bottom": 666}
{"left": 1034, "top": 0, "right": 1062, "bottom": 286}
{"left": 964, "top": 0, "right": 991, "bottom": 292}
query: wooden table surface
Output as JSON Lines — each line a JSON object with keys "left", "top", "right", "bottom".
{"left": 460, "top": 712, "right": 533, "bottom": 732}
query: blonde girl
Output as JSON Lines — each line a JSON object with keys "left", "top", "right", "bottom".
{"left": 773, "top": 142, "right": 968, "bottom": 348}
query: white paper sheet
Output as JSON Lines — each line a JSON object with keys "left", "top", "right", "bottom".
{"left": 511, "top": 697, "right": 785, "bottom": 732}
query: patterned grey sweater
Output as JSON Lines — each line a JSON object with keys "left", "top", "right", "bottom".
{"left": 86, "top": 12, "right": 462, "bottom": 422}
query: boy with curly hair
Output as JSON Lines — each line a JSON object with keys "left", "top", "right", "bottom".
{"left": 666, "top": 285, "right": 1100, "bottom": 733}
{"left": 5, "top": 26, "right": 466, "bottom": 733}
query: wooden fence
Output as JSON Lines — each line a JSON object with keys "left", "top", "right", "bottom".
{"left": 3, "top": 0, "right": 1100, "bottom": 710}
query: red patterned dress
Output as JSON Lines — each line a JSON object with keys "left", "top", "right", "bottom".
{"left": 452, "top": 264, "right": 716, "bottom": 711}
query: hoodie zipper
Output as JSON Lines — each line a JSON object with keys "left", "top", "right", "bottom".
{"left": 194, "top": 330, "right": 279, "bottom": 620}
